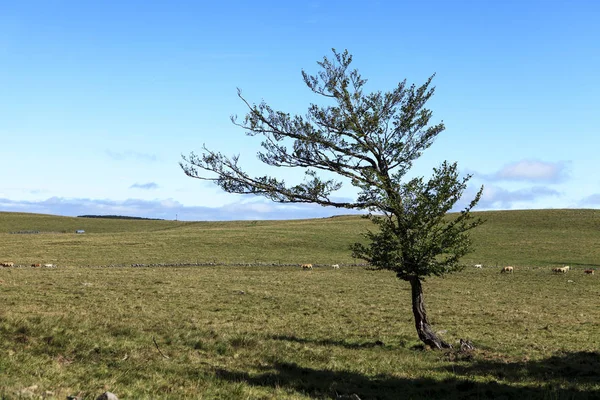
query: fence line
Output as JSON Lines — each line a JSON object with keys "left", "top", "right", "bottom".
{"left": 2, "top": 261, "right": 370, "bottom": 268}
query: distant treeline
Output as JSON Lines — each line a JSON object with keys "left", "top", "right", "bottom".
{"left": 77, "top": 215, "right": 164, "bottom": 220}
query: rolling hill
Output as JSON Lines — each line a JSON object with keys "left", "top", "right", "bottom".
{"left": 1, "top": 209, "right": 599, "bottom": 268}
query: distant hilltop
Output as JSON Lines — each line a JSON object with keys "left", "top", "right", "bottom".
{"left": 77, "top": 215, "right": 164, "bottom": 221}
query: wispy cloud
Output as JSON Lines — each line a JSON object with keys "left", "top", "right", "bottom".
{"left": 105, "top": 150, "right": 158, "bottom": 162}
{"left": 477, "top": 186, "right": 561, "bottom": 209}
{"left": 450, "top": 184, "right": 562, "bottom": 212}
{"left": 130, "top": 182, "right": 159, "bottom": 190}
{"left": 478, "top": 160, "right": 569, "bottom": 183}
{"left": 579, "top": 194, "right": 600, "bottom": 206}
{"left": 0, "top": 197, "right": 364, "bottom": 221}
{"left": 28, "top": 189, "right": 50, "bottom": 195}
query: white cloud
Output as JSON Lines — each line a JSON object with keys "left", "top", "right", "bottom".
{"left": 0, "top": 196, "right": 363, "bottom": 221}
{"left": 476, "top": 186, "right": 561, "bottom": 209}
{"left": 450, "top": 184, "right": 564, "bottom": 212}
{"left": 579, "top": 194, "right": 600, "bottom": 206}
{"left": 130, "top": 182, "right": 159, "bottom": 190}
{"left": 479, "top": 160, "right": 569, "bottom": 183}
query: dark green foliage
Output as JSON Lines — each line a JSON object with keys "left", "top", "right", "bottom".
{"left": 352, "top": 162, "right": 483, "bottom": 280}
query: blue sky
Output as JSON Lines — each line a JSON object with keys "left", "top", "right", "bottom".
{"left": 1, "top": 0, "right": 599, "bottom": 221}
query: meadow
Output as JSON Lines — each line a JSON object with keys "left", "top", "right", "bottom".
{"left": 0, "top": 209, "right": 599, "bottom": 399}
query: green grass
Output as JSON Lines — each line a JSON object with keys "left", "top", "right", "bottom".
{"left": 2, "top": 209, "right": 600, "bottom": 268}
{"left": 1, "top": 210, "right": 599, "bottom": 399}
{"left": 0, "top": 212, "right": 370, "bottom": 266}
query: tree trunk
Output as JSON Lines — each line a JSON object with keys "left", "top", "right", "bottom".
{"left": 408, "top": 276, "right": 452, "bottom": 349}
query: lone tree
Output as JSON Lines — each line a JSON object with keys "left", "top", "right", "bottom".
{"left": 181, "top": 49, "right": 483, "bottom": 349}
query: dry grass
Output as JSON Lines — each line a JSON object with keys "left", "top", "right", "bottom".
{"left": 1, "top": 210, "right": 599, "bottom": 399}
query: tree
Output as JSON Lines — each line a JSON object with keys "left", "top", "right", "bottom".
{"left": 180, "top": 49, "right": 484, "bottom": 349}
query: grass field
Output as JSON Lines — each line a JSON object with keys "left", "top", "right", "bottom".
{"left": 1, "top": 210, "right": 599, "bottom": 399}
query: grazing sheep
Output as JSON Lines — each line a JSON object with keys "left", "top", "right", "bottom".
{"left": 301, "top": 263, "right": 313, "bottom": 270}
{"left": 1, "top": 262, "right": 14, "bottom": 267}
{"left": 563, "top": 265, "right": 570, "bottom": 271}
{"left": 31, "top": 263, "right": 41, "bottom": 267}
{"left": 552, "top": 267, "right": 568, "bottom": 274}
{"left": 474, "top": 264, "right": 483, "bottom": 269}
{"left": 500, "top": 266, "right": 514, "bottom": 273}
{"left": 43, "top": 263, "right": 54, "bottom": 268}
{"left": 584, "top": 269, "right": 594, "bottom": 275}
{"left": 332, "top": 264, "right": 340, "bottom": 269}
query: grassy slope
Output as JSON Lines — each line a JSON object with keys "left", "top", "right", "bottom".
{"left": 2, "top": 209, "right": 600, "bottom": 268}
{"left": 0, "top": 213, "right": 370, "bottom": 266}
{"left": 1, "top": 210, "right": 599, "bottom": 399}
{"left": 466, "top": 209, "right": 600, "bottom": 268}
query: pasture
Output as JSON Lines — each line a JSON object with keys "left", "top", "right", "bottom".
{"left": 1, "top": 210, "right": 599, "bottom": 399}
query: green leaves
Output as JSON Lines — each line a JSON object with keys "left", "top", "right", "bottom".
{"left": 181, "top": 49, "right": 484, "bottom": 280}
{"left": 351, "top": 162, "right": 484, "bottom": 280}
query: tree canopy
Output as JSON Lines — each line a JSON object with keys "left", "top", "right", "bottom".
{"left": 181, "top": 49, "right": 484, "bottom": 349}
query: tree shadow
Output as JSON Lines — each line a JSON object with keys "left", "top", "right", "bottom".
{"left": 215, "top": 357, "right": 598, "bottom": 400}
{"left": 444, "top": 350, "right": 600, "bottom": 386}
{"left": 270, "top": 334, "right": 393, "bottom": 350}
